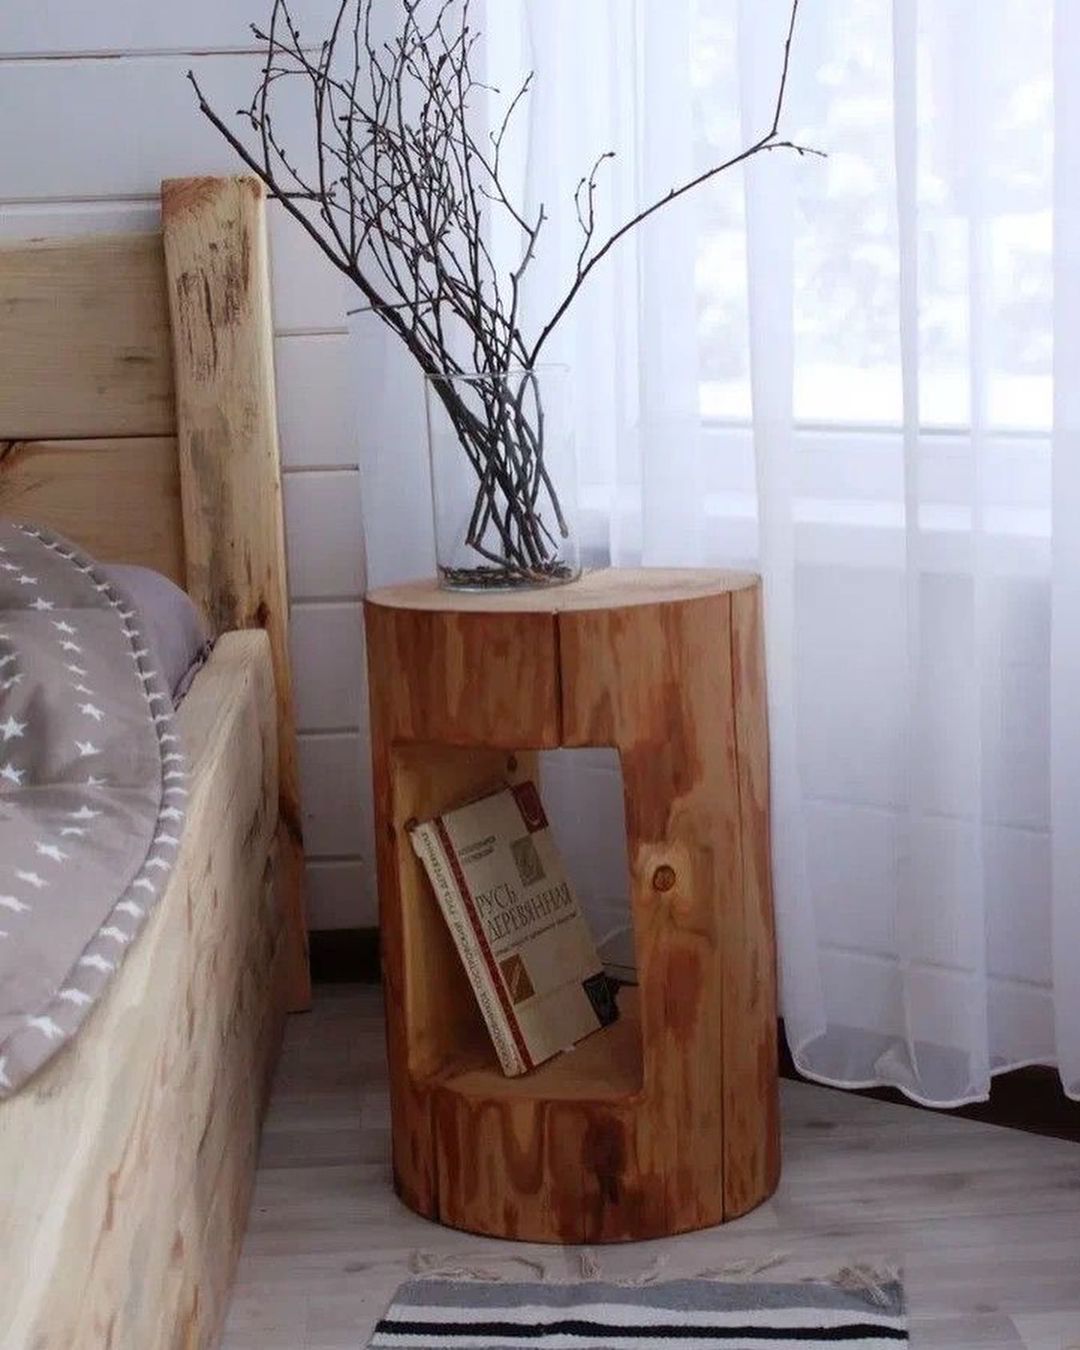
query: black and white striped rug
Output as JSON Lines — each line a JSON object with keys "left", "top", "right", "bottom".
{"left": 367, "top": 1276, "right": 908, "bottom": 1348}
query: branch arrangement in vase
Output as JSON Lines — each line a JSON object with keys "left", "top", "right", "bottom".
{"left": 190, "top": 0, "right": 817, "bottom": 588}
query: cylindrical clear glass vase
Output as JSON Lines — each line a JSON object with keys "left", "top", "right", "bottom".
{"left": 424, "top": 366, "right": 581, "bottom": 591}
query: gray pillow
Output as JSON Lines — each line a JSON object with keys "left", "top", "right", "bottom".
{"left": 99, "top": 564, "right": 213, "bottom": 703}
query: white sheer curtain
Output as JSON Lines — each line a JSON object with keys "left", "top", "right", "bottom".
{"left": 356, "top": 0, "right": 1080, "bottom": 1105}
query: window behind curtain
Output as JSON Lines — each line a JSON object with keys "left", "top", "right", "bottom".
{"left": 693, "top": 0, "right": 1052, "bottom": 435}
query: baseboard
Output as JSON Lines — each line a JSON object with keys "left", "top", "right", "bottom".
{"left": 302, "top": 959, "right": 1079, "bottom": 1142}
{"left": 308, "top": 927, "right": 380, "bottom": 984}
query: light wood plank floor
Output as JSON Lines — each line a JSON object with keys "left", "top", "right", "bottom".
{"left": 221, "top": 985, "right": 1080, "bottom": 1350}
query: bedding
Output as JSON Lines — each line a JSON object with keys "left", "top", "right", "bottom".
{"left": 99, "top": 563, "right": 212, "bottom": 702}
{"left": 0, "top": 630, "right": 281, "bottom": 1350}
{"left": 0, "top": 522, "right": 186, "bottom": 1097}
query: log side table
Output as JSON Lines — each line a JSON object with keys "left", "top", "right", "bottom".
{"left": 364, "top": 568, "right": 779, "bottom": 1244}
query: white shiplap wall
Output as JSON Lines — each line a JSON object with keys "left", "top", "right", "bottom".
{"left": 0, "top": 3, "right": 377, "bottom": 929}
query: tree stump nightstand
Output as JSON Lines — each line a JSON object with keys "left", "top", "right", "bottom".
{"left": 364, "top": 568, "right": 779, "bottom": 1243}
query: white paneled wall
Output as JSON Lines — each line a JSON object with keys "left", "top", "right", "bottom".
{"left": 0, "top": 5, "right": 374, "bottom": 929}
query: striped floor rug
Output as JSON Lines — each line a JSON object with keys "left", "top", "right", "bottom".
{"left": 367, "top": 1276, "right": 908, "bottom": 1348}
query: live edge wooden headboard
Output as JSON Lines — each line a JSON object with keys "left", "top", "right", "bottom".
{"left": 0, "top": 175, "right": 310, "bottom": 1011}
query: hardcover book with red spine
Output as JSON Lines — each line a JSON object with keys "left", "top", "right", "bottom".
{"left": 408, "top": 780, "right": 618, "bottom": 1077}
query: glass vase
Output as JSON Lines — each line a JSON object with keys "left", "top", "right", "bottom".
{"left": 424, "top": 366, "right": 581, "bottom": 591}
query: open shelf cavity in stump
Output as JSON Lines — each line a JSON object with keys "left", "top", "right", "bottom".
{"left": 364, "top": 568, "right": 779, "bottom": 1243}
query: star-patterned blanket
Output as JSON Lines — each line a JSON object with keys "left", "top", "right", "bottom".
{"left": 0, "top": 522, "right": 186, "bottom": 1098}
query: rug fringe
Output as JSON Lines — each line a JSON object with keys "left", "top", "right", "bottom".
{"left": 576, "top": 1249, "right": 602, "bottom": 1279}
{"left": 407, "top": 1251, "right": 550, "bottom": 1281}
{"left": 402, "top": 1247, "right": 900, "bottom": 1299}
{"left": 827, "top": 1262, "right": 904, "bottom": 1309}
{"left": 692, "top": 1252, "right": 793, "bottom": 1281}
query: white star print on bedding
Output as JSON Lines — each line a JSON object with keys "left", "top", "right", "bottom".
{"left": 0, "top": 716, "right": 25, "bottom": 740}
{"left": 0, "top": 522, "right": 187, "bottom": 1099}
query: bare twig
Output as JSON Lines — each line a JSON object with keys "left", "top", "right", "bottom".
{"left": 530, "top": 0, "right": 817, "bottom": 362}
{"left": 190, "top": 0, "right": 815, "bottom": 578}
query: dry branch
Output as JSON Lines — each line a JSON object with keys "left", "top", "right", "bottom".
{"left": 190, "top": 0, "right": 814, "bottom": 580}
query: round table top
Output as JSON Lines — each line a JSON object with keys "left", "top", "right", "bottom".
{"left": 365, "top": 566, "right": 759, "bottom": 615}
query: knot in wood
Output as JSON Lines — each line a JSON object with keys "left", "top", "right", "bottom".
{"left": 651, "top": 864, "right": 677, "bottom": 893}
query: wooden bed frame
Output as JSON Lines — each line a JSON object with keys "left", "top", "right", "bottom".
{"left": 0, "top": 177, "right": 310, "bottom": 1348}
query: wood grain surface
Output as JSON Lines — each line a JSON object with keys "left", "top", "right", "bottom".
{"left": 0, "top": 634, "right": 284, "bottom": 1350}
{"left": 367, "top": 567, "right": 758, "bottom": 614}
{"left": 0, "top": 437, "right": 185, "bottom": 584}
{"left": 223, "top": 984, "right": 1080, "bottom": 1350}
{"left": 0, "top": 179, "right": 311, "bottom": 1004}
{"left": 162, "top": 174, "right": 310, "bottom": 1011}
{"left": 724, "top": 582, "right": 781, "bottom": 1217}
{"left": 0, "top": 233, "right": 175, "bottom": 440}
{"left": 0, "top": 177, "right": 313, "bottom": 1346}
{"left": 365, "top": 571, "right": 779, "bottom": 1242}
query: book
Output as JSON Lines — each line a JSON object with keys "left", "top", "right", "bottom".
{"left": 408, "top": 780, "right": 619, "bottom": 1077}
